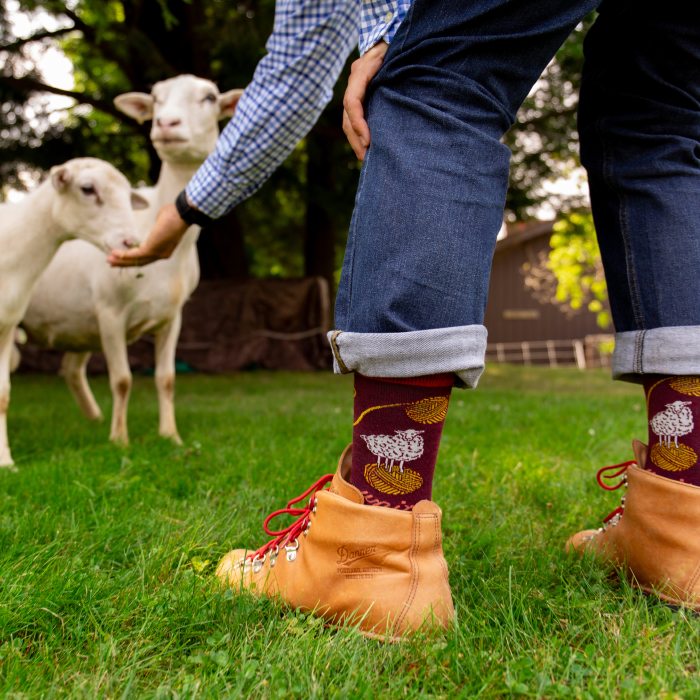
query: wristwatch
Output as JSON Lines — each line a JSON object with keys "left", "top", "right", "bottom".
{"left": 175, "top": 190, "right": 214, "bottom": 227}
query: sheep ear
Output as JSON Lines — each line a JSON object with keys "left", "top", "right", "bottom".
{"left": 50, "top": 165, "right": 72, "bottom": 192}
{"left": 218, "top": 89, "right": 244, "bottom": 119}
{"left": 130, "top": 191, "right": 150, "bottom": 211}
{"left": 114, "top": 92, "right": 155, "bottom": 124}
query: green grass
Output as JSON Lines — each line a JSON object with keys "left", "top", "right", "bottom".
{"left": 2, "top": 366, "right": 700, "bottom": 698}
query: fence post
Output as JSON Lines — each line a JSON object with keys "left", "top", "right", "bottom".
{"left": 573, "top": 340, "right": 586, "bottom": 370}
{"left": 546, "top": 340, "right": 557, "bottom": 368}
{"left": 521, "top": 342, "right": 531, "bottom": 365}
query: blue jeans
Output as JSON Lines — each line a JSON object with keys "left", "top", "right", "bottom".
{"left": 331, "top": 0, "right": 700, "bottom": 386}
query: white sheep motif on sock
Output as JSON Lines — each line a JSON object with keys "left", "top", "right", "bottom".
{"left": 650, "top": 400, "right": 694, "bottom": 448}
{"left": 361, "top": 429, "right": 424, "bottom": 473}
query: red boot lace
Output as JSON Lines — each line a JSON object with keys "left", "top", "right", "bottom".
{"left": 595, "top": 459, "right": 635, "bottom": 527}
{"left": 246, "top": 473, "right": 334, "bottom": 570}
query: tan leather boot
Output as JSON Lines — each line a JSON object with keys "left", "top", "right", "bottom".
{"left": 568, "top": 440, "right": 700, "bottom": 609}
{"left": 216, "top": 445, "right": 454, "bottom": 640}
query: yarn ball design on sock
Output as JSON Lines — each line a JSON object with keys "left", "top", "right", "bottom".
{"left": 669, "top": 377, "right": 700, "bottom": 397}
{"left": 405, "top": 397, "right": 449, "bottom": 424}
{"left": 650, "top": 443, "right": 698, "bottom": 471}
{"left": 364, "top": 464, "right": 424, "bottom": 495}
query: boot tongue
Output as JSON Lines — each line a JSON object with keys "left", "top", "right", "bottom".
{"left": 632, "top": 439, "right": 648, "bottom": 467}
{"left": 329, "top": 444, "right": 364, "bottom": 504}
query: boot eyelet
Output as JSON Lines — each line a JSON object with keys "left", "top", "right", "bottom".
{"left": 252, "top": 553, "right": 266, "bottom": 573}
{"left": 286, "top": 539, "right": 300, "bottom": 562}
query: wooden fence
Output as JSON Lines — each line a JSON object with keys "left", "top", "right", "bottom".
{"left": 485, "top": 335, "right": 614, "bottom": 370}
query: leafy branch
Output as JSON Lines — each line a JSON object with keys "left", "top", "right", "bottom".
{"left": 0, "top": 73, "right": 122, "bottom": 118}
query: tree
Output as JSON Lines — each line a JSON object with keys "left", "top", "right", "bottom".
{"left": 505, "top": 15, "right": 595, "bottom": 220}
{"left": 522, "top": 211, "right": 610, "bottom": 329}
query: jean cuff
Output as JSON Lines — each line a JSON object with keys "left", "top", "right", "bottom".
{"left": 613, "top": 327, "right": 700, "bottom": 382}
{"left": 328, "top": 325, "right": 488, "bottom": 388}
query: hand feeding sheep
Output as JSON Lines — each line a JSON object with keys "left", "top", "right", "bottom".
{"left": 22, "top": 75, "right": 243, "bottom": 446}
{"left": 0, "top": 158, "right": 147, "bottom": 468}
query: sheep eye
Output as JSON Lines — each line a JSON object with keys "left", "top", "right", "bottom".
{"left": 80, "top": 184, "right": 97, "bottom": 196}
{"left": 202, "top": 93, "right": 217, "bottom": 104}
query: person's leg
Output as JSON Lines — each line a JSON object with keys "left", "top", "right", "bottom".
{"left": 218, "top": 0, "right": 600, "bottom": 638}
{"left": 569, "top": 0, "right": 700, "bottom": 607}
{"left": 333, "top": 0, "right": 598, "bottom": 509}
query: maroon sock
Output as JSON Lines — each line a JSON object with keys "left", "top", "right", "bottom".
{"left": 644, "top": 375, "right": 700, "bottom": 484}
{"left": 351, "top": 373, "right": 454, "bottom": 510}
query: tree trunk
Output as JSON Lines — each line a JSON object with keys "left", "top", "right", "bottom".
{"left": 197, "top": 210, "right": 250, "bottom": 280}
{"left": 304, "top": 120, "right": 337, "bottom": 291}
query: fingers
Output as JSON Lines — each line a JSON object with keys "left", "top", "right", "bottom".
{"left": 343, "top": 105, "right": 368, "bottom": 161}
{"left": 342, "top": 42, "right": 388, "bottom": 161}
{"left": 107, "top": 248, "right": 159, "bottom": 267}
{"left": 108, "top": 203, "right": 189, "bottom": 268}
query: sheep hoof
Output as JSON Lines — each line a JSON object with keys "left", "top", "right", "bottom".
{"left": 161, "top": 431, "right": 183, "bottom": 446}
{"left": 110, "top": 433, "right": 130, "bottom": 447}
{"left": 0, "top": 458, "right": 18, "bottom": 472}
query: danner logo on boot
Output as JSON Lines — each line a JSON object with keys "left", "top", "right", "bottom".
{"left": 336, "top": 544, "right": 386, "bottom": 579}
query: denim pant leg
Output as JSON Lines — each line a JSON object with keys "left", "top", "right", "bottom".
{"left": 578, "top": 1, "right": 700, "bottom": 382}
{"left": 331, "top": 0, "right": 600, "bottom": 387}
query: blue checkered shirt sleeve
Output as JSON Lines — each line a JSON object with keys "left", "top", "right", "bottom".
{"left": 186, "top": 0, "right": 411, "bottom": 219}
{"left": 358, "top": 0, "right": 411, "bottom": 53}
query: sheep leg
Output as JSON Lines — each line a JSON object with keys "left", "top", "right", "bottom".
{"left": 99, "top": 316, "right": 131, "bottom": 446}
{"left": 154, "top": 315, "right": 182, "bottom": 445}
{"left": 0, "top": 327, "right": 15, "bottom": 469}
{"left": 60, "top": 352, "right": 103, "bottom": 421}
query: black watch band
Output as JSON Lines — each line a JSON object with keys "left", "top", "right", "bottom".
{"left": 175, "top": 190, "right": 214, "bottom": 228}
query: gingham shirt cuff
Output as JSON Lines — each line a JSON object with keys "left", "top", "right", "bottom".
{"left": 358, "top": 0, "right": 411, "bottom": 55}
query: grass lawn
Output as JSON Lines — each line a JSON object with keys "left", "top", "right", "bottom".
{"left": 2, "top": 366, "right": 700, "bottom": 698}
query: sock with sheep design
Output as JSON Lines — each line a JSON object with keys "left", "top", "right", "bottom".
{"left": 351, "top": 373, "right": 454, "bottom": 510}
{"left": 644, "top": 375, "right": 700, "bottom": 485}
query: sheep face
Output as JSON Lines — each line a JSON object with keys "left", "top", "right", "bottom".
{"left": 667, "top": 400, "right": 693, "bottom": 413}
{"left": 50, "top": 158, "right": 148, "bottom": 251}
{"left": 114, "top": 75, "right": 243, "bottom": 165}
{"left": 396, "top": 429, "right": 424, "bottom": 440}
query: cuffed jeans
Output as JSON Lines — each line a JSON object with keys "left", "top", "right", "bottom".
{"left": 330, "top": 0, "right": 700, "bottom": 387}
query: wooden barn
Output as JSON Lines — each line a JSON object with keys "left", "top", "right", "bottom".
{"left": 484, "top": 221, "right": 612, "bottom": 368}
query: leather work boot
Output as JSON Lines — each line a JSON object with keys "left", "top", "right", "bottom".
{"left": 567, "top": 440, "right": 700, "bottom": 610}
{"left": 216, "top": 445, "right": 455, "bottom": 640}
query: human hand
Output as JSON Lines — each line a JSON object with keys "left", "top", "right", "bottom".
{"left": 108, "top": 203, "right": 188, "bottom": 267}
{"left": 342, "top": 41, "right": 388, "bottom": 161}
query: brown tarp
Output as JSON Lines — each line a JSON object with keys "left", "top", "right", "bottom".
{"left": 19, "top": 277, "right": 333, "bottom": 374}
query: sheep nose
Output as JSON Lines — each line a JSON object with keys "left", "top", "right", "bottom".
{"left": 156, "top": 117, "right": 182, "bottom": 128}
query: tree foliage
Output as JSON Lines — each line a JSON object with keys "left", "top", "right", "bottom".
{"left": 505, "top": 15, "right": 594, "bottom": 220}
{"left": 548, "top": 211, "right": 610, "bottom": 329}
{"left": 1, "top": 0, "right": 594, "bottom": 282}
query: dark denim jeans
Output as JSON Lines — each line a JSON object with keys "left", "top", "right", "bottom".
{"left": 331, "top": 0, "right": 700, "bottom": 385}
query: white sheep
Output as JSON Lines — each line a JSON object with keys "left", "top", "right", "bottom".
{"left": 650, "top": 400, "right": 694, "bottom": 448}
{"left": 22, "top": 75, "right": 243, "bottom": 446}
{"left": 0, "top": 158, "right": 147, "bottom": 468}
{"left": 361, "top": 429, "right": 425, "bottom": 473}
